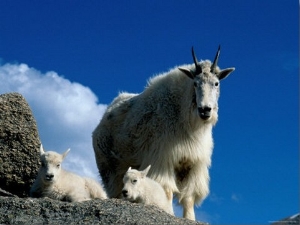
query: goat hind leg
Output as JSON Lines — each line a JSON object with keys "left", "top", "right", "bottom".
{"left": 182, "top": 196, "right": 195, "bottom": 221}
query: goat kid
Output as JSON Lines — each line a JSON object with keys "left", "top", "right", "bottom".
{"left": 30, "top": 145, "right": 107, "bottom": 202}
{"left": 122, "top": 165, "right": 174, "bottom": 215}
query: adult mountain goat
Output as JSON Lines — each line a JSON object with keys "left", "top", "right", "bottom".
{"left": 93, "top": 46, "right": 235, "bottom": 220}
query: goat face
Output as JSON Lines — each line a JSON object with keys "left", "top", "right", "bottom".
{"left": 122, "top": 166, "right": 150, "bottom": 202}
{"left": 40, "top": 152, "right": 63, "bottom": 183}
{"left": 193, "top": 72, "right": 220, "bottom": 120}
{"left": 179, "top": 46, "right": 235, "bottom": 121}
{"left": 39, "top": 145, "right": 70, "bottom": 184}
{"left": 122, "top": 171, "right": 141, "bottom": 201}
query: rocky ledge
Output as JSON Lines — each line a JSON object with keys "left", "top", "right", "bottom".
{"left": 0, "top": 196, "right": 204, "bottom": 225}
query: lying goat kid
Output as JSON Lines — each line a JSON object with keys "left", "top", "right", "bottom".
{"left": 122, "top": 165, "right": 174, "bottom": 215}
{"left": 30, "top": 145, "right": 107, "bottom": 202}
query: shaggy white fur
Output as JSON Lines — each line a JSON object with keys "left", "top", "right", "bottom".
{"left": 122, "top": 165, "right": 174, "bottom": 215}
{"left": 93, "top": 47, "right": 234, "bottom": 220}
{"left": 30, "top": 145, "right": 107, "bottom": 202}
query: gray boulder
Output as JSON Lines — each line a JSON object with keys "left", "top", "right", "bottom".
{"left": 0, "top": 92, "right": 40, "bottom": 197}
{"left": 0, "top": 197, "right": 205, "bottom": 224}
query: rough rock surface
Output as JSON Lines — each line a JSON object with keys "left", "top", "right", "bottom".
{"left": 0, "top": 197, "right": 205, "bottom": 225}
{"left": 0, "top": 92, "right": 206, "bottom": 224}
{"left": 0, "top": 92, "right": 40, "bottom": 197}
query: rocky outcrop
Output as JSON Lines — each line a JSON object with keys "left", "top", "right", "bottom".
{"left": 0, "top": 93, "right": 40, "bottom": 197}
{"left": 0, "top": 197, "right": 204, "bottom": 225}
{"left": 0, "top": 92, "right": 205, "bottom": 225}
{"left": 271, "top": 213, "right": 300, "bottom": 225}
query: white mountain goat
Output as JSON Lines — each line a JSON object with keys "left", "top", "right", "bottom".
{"left": 30, "top": 145, "right": 107, "bottom": 202}
{"left": 122, "top": 165, "right": 174, "bottom": 215}
{"left": 92, "top": 46, "right": 235, "bottom": 220}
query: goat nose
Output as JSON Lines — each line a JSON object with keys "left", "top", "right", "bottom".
{"left": 122, "top": 190, "right": 128, "bottom": 197}
{"left": 198, "top": 106, "right": 212, "bottom": 114}
{"left": 201, "top": 106, "right": 211, "bottom": 112}
{"left": 46, "top": 174, "right": 54, "bottom": 180}
{"left": 198, "top": 106, "right": 212, "bottom": 120}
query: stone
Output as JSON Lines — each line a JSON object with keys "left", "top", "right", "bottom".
{"left": 0, "top": 92, "right": 40, "bottom": 197}
{"left": 0, "top": 197, "right": 206, "bottom": 225}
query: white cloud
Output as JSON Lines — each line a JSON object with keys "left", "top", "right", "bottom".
{"left": 208, "top": 192, "right": 224, "bottom": 205}
{"left": 0, "top": 62, "right": 107, "bottom": 181}
{"left": 231, "top": 193, "right": 242, "bottom": 203}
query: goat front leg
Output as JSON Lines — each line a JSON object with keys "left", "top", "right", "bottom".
{"left": 164, "top": 187, "right": 173, "bottom": 209}
{"left": 182, "top": 196, "right": 195, "bottom": 220}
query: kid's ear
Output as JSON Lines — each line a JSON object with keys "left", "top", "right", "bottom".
{"left": 40, "top": 144, "right": 45, "bottom": 155}
{"left": 62, "top": 148, "right": 70, "bottom": 159}
{"left": 142, "top": 165, "right": 151, "bottom": 177}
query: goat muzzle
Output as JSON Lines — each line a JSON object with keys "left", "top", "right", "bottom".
{"left": 45, "top": 174, "right": 54, "bottom": 181}
{"left": 198, "top": 107, "right": 212, "bottom": 120}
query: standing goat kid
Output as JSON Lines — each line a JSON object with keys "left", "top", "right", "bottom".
{"left": 122, "top": 165, "right": 174, "bottom": 215}
{"left": 93, "top": 46, "right": 235, "bottom": 220}
{"left": 30, "top": 145, "right": 107, "bottom": 202}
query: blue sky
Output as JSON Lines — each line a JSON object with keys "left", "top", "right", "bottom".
{"left": 0, "top": 1, "right": 298, "bottom": 224}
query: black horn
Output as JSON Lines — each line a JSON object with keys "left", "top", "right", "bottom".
{"left": 211, "top": 45, "right": 221, "bottom": 73}
{"left": 192, "top": 47, "right": 202, "bottom": 75}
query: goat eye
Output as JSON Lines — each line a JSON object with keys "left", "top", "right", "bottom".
{"left": 56, "top": 164, "right": 60, "bottom": 168}
{"left": 132, "top": 179, "right": 137, "bottom": 184}
{"left": 214, "top": 82, "right": 219, "bottom": 87}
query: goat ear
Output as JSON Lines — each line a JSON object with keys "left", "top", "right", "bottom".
{"left": 217, "top": 68, "right": 235, "bottom": 80}
{"left": 142, "top": 165, "right": 151, "bottom": 177}
{"left": 128, "top": 167, "right": 132, "bottom": 171}
{"left": 178, "top": 67, "right": 194, "bottom": 80}
{"left": 62, "top": 148, "right": 70, "bottom": 159}
{"left": 40, "top": 144, "right": 45, "bottom": 155}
